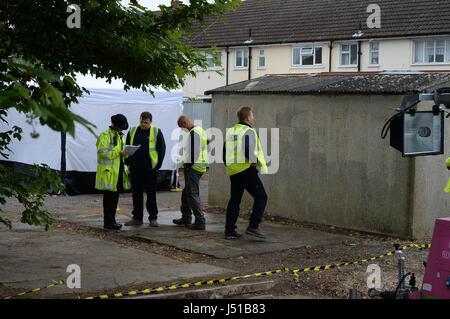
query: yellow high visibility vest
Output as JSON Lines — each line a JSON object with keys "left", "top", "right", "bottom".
{"left": 128, "top": 125, "right": 159, "bottom": 169}
{"left": 95, "top": 128, "right": 131, "bottom": 192}
{"left": 183, "top": 126, "right": 208, "bottom": 173}
{"left": 444, "top": 157, "right": 450, "bottom": 193}
{"left": 225, "top": 124, "right": 268, "bottom": 176}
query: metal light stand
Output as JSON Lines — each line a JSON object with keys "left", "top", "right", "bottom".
{"left": 368, "top": 244, "right": 419, "bottom": 299}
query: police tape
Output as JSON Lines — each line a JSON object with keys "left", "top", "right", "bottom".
{"left": 84, "top": 243, "right": 430, "bottom": 299}
{"left": 85, "top": 269, "right": 284, "bottom": 299}
{"left": 1, "top": 243, "right": 430, "bottom": 300}
{"left": 284, "top": 243, "right": 431, "bottom": 277}
{"left": 2, "top": 280, "right": 65, "bottom": 299}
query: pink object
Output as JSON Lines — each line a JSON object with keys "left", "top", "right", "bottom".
{"left": 420, "top": 217, "right": 450, "bottom": 299}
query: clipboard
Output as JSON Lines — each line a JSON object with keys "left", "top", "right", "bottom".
{"left": 124, "top": 144, "right": 141, "bottom": 156}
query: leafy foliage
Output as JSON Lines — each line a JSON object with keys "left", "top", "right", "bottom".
{"left": 0, "top": 0, "right": 241, "bottom": 230}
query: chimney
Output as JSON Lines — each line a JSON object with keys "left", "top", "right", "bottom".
{"left": 171, "top": 0, "right": 182, "bottom": 8}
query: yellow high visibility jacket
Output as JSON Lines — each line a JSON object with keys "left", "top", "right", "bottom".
{"left": 444, "top": 157, "right": 450, "bottom": 193}
{"left": 95, "top": 127, "right": 131, "bottom": 192}
{"left": 225, "top": 124, "right": 268, "bottom": 176}
{"left": 128, "top": 125, "right": 159, "bottom": 168}
{"left": 181, "top": 126, "right": 208, "bottom": 173}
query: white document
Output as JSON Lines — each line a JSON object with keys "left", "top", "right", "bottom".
{"left": 124, "top": 144, "right": 141, "bottom": 155}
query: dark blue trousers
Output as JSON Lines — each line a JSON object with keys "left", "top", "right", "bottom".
{"left": 130, "top": 167, "right": 158, "bottom": 221}
{"left": 225, "top": 166, "right": 268, "bottom": 234}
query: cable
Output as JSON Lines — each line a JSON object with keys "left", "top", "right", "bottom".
{"left": 395, "top": 272, "right": 411, "bottom": 299}
{"left": 381, "top": 112, "right": 402, "bottom": 139}
{"left": 380, "top": 101, "right": 421, "bottom": 139}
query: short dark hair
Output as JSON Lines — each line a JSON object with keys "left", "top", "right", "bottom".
{"left": 140, "top": 112, "right": 152, "bottom": 121}
{"left": 237, "top": 106, "right": 252, "bottom": 122}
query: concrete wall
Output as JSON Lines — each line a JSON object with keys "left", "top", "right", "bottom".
{"left": 410, "top": 102, "right": 450, "bottom": 238}
{"left": 208, "top": 93, "right": 450, "bottom": 238}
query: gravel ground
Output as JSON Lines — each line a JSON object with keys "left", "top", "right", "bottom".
{"left": 0, "top": 171, "right": 432, "bottom": 300}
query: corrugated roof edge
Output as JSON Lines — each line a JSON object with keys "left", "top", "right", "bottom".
{"left": 205, "top": 72, "right": 450, "bottom": 96}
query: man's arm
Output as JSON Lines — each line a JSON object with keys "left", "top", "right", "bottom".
{"left": 244, "top": 130, "right": 257, "bottom": 164}
{"left": 223, "top": 142, "right": 226, "bottom": 166}
{"left": 192, "top": 130, "right": 201, "bottom": 165}
{"left": 97, "top": 133, "right": 121, "bottom": 161}
{"left": 124, "top": 132, "right": 131, "bottom": 166}
{"left": 184, "top": 130, "right": 201, "bottom": 168}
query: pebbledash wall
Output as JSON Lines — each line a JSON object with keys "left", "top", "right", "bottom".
{"left": 207, "top": 79, "right": 450, "bottom": 239}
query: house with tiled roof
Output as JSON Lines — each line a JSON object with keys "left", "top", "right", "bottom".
{"left": 182, "top": 0, "right": 450, "bottom": 99}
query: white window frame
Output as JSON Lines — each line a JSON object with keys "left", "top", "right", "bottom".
{"left": 339, "top": 42, "right": 359, "bottom": 67}
{"left": 234, "top": 48, "right": 249, "bottom": 69}
{"left": 207, "top": 52, "right": 223, "bottom": 70}
{"left": 198, "top": 50, "right": 223, "bottom": 71}
{"left": 369, "top": 41, "right": 380, "bottom": 67}
{"left": 412, "top": 38, "right": 450, "bottom": 65}
{"left": 291, "top": 44, "right": 323, "bottom": 68}
{"left": 258, "top": 48, "right": 266, "bottom": 69}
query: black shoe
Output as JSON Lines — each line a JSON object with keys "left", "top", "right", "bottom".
{"left": 104, "top": 223, "right": 122, "bottom": 230}
{"left": 224, "top": 231, "right": 242, "bottom": 239}
{"left": 245, "top": 227, "right": 266, "bottom": 238}
{"left": 187, "top": 223, "right": 205, "bottom": 230}
{"left": 173, "top": 218, "right": 192, "bottom": 227}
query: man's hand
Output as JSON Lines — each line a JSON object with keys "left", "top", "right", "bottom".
{"left": 251, "top": 163, "right": 257, "bottom": 167}
{"left": 119, "top": 150, "right": 130, "bottom": 156}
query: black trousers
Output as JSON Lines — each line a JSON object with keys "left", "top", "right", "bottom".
{"left": 225, "top": 166, "right": 268, "bottom": 234}
{"left": 103, "top": 163, "right": 124, "bottom": 227}
{"left": 130, "top": 167, "right": 158, "bottom": 221}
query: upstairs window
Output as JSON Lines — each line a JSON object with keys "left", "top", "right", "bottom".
{"left": 206, "top": 52, "right": 222, "bottom": 69}
{"left": 292, "top": 45, "right": 323, "bottom": 66}
{"left": 235, "top": 49, "right": 249, "bottom": 68}
{"left": 369, "top": 42, "right": 379, "bottom": 65}
{"left": 258, "top": 48, "right": 266, "bottom": 69}
{"left": 413, "top": 39, "right": 450, "bottom": 64}
{"left": 198, "top": 51, "right": 222, "bottom": 70}
{"left": 340, "top": 43, "right": 358, "bottom": 66}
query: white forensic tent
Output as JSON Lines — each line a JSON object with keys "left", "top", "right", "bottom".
{"left": 0, "top": 88, "right": 184, "bottom": 194}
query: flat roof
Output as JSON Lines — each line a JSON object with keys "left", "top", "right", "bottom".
{"left": 205, "top": 72, "right": 450, "bottom": 96}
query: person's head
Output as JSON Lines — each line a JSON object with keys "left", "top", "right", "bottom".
{"left": 237, "top": 106, "right": 254, "bottom": 126}
{"left": 111, "top": 114, "right": 128, "bottom": 132}
{"left": 177, "top": 115, "right": 194, "bottom": 131}
{"left": 139, "top": 112, "right": 152, "bottom": 130}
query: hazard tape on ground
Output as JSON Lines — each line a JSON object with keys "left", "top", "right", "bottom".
{"left": 85, "top": 243, "right": 430, "bottom": 300}
{"left": 85, "top": 269, "right": 285, "bottom": 299}
{"left": 2, "top": 280, "right": 65, "bottom": 299}
{"left": 284, "top": 243, "right": 431, "bottom": 277}
{"left": 3, "top": 243, "right": 428, "bottom": 300}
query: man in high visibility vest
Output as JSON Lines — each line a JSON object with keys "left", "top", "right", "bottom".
{"left": 124, "top": 112, "right": 166, "bottom": 227}
{"left": 95, "top": 114, "right": 131, "bottom": 230}
{"left": 223, "top": 106, "right": 268, "bottom": 239}
{"left": 173, "top": 115, "right": 208, "bottom": 230}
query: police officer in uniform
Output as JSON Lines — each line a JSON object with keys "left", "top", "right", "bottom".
{"left": 95, "top": 114, "right": 131, "bottom": 230}
{"left": 223, "top": 106, "right": 268, "bottom": 239}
